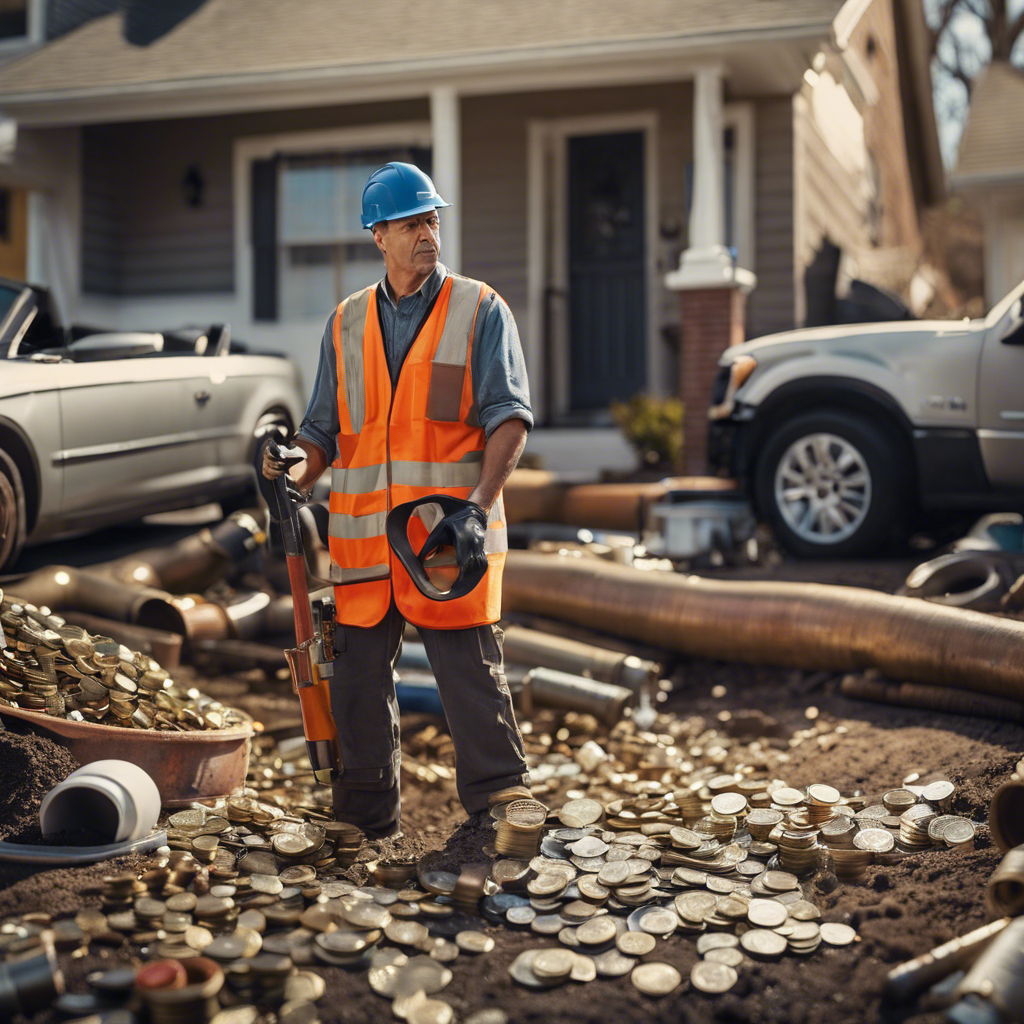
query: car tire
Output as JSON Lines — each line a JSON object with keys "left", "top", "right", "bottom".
{"left": 0, "top": 448, "right": 27, "bottom": 573}
{"left": 753, "top": 410, "right": 908, "bottom": 558}
{"left": 219, "top": 410, "right": 292, "bottom": 516}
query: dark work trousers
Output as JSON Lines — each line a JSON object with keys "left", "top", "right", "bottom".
{"left": 329, "top": 598, "right": 529, "bottom": 836}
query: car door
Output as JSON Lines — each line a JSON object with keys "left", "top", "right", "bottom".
{"left": 57, "top": 342, "right": 224, "bottom": 522}
{"left": 976, "top": 286, "right": 1024, "bottom": 489}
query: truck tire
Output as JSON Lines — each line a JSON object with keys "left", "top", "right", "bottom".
{"left": 0, "top": 447, "right": 27, "bottom": 573}
{"left": 753, "top": 410, "right": 907, "bottom": 558}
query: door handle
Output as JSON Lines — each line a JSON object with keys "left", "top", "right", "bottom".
{"left": 194, "top": 389, "right": 211, "bottom": 405}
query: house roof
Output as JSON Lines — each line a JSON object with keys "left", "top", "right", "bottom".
{"left": 0, "top": 0, "right": 846, "bottom": 110}
{"left": 953, "top": 61, "right": 1024, "bottom": 186}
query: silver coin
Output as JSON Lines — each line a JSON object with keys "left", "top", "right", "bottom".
{"left": 631, "top": 962, "right": 682, "bottom": 997}
{"left": 455, "top": 931, "right": 495, "bottom": 954}
{"left": 591, "top": 947, "right": 637, "bottom": 978}
{"left": 691, "top": 960, "right": 738, "bottom": 993}
{"left": 740, "top": 929, "right": 788, "bottom": 958}
{"left": 616, "top": 931, "right": 656, "bottom": 956}
{"left": 704, "top": 946, "right": 744, "bottom": 968}
{"left": 696, "top": 933, "right": 739, "bottom": 955}
{"left": 575, "top": 917, "right": 618, "bottom": 946}
{"left": 819, "top": 922, "right": 857, "bottom": 946}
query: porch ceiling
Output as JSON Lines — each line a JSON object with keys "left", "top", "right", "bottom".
{"left": 0, "top": 0, "right": 845, "bottom": 125}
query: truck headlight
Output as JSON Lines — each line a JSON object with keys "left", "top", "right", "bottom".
{"left": 709, "top": 355, "right": 758, "bottom": 420}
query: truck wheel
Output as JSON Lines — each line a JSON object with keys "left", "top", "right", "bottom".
{"left": 0, "top": 448, "right": 27, "bottom": 572}
{"left": 754, "top": 411, "right": 906, "bottom": 558}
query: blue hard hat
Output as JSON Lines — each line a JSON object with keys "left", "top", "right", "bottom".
{"left": 361, "top": 162, "right": 451, "bottom": 230}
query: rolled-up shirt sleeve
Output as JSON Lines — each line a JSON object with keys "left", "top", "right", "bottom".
{"left": 295, "top": 313, "right": 340, "bottom": 461}
{"left": 471, "top": 293, "right": 534, "bottom": 438}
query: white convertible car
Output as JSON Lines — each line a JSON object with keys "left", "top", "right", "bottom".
{"left": 0, "top": 280, "right": 304, "bottom": 570}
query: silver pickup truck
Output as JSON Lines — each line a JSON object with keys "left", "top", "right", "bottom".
{"left": 708, "top": 277, "right": 1024, "bottom": 557}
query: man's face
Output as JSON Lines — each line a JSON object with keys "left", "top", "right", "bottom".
{"left": 374, "top": 212, "right": 441, "bottom": 279}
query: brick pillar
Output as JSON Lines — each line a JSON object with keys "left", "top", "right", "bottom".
{"left": 678, "top": 285, "right": 747, "bottom": 474}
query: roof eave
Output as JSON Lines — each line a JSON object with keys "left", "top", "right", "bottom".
{"left": 0, "top": 21, "right": 837, "bottom": 126}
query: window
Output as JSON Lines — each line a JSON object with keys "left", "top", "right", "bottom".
{"left": 277, "top": 151, "right": 403, "bottom": 321}
{"left": 0, "top": 0, "right": 26, "bottom": 39}
{"left": 251, "top": 143, "right": 430, "bottom": 321}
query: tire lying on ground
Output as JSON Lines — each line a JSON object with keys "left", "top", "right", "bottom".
{"left": 753, "top": 410, "right": 907, "bottom": 558}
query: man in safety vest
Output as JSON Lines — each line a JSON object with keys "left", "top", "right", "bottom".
{"left": 262, "top": 162, "right": 532, "bottom": 838}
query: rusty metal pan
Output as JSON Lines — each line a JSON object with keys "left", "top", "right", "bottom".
{"left": 0, "top": 705, "right": 252, "bottom": 807}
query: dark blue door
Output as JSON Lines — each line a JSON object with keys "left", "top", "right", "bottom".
{"left": 568, "top": 131, "right": 646, "bottom": 413}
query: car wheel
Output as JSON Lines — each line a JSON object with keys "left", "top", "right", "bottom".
{"left": 753, "top": 411, "right": 907, "bottom": 558}
{"left": 0, "top": 448, "right": 27, "bottom": 572}
{"left": 219, "top": 410, "right": 292, "bottom": 516}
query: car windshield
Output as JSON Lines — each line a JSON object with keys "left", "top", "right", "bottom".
{"left": 986, "top": 278, "right": 1024, "bottom": 328}
{"left": 0, "top": 283, "right": 21, "bottom": 323}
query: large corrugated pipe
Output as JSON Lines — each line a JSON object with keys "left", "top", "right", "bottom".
{"left": 502, "top": 551, "right": 1024, "bottom": 698}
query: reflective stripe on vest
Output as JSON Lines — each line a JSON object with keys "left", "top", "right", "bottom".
{"left": 328, "top": 273, "right": 508, "bottom": 629}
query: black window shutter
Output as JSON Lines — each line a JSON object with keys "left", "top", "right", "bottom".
{"left": 251, "top": 156, "right": 278, "bottom": 321}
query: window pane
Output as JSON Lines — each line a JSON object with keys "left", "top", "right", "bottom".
{"left": 279, "top": 150, "right": 408, "bottom": 244}
{"left": 0, "top": 0, "right": 25, "bottom": 39}
{"left": 279, "top": 242, "right": 381, "bottom": 321}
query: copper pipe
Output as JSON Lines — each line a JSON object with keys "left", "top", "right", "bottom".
{"left": 840, "top": 676, "right": 1024, "bottom": 723}
{"left": 502, "top": 471, "right": 736, "bottom": 531}
{"left": 502, "top": 551, "right": 1024, "bottom": 697}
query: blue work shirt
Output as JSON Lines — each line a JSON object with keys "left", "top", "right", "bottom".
{"left": 297, "top": 264, "right": 533, "bottom": 462}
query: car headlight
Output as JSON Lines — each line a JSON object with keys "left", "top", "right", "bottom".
{"left": 709, "top": 355, "right": 758, "bottom": 420}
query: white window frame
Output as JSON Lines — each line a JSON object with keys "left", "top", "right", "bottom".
{"left": 233, "top": 121, "right": 432, "bottom": 322}
{"left": 0, "top": 0, "right": 44, "bottom": 54}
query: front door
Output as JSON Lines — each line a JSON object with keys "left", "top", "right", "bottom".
{"left": 567, "top": 131, "right": 646, "bottom": 414}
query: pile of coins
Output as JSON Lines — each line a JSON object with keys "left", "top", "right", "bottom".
{"left": 0, "top": 591, "right": 246, "bottom": 731}
{"left": 494, "top": 799, "right": 548, "bottom": 857}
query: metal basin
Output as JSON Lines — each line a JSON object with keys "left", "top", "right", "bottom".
{"left": 0, "top": 705, "right": 252, "bottom": 807}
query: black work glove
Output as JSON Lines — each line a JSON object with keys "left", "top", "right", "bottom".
{"left": 419, "top": 502, "right": 488, "bottom": 576}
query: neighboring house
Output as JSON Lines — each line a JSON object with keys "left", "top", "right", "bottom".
{"left": 952, "top": 62, "right": 1024, "bottom": 310}
{"left": 0, "top": 0, "right": 941, "bottom": 475}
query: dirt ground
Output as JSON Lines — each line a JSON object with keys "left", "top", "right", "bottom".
{"left": 2, "top": 554, "right": 1021, "bottom": 1024}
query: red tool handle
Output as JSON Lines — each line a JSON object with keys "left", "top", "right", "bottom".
{"left": 286, "top": 554, "right": 336, "bottom": 746}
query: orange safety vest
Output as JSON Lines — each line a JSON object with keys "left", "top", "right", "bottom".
{"left": 328, "top": 274, "right": 508, "bottom": 629}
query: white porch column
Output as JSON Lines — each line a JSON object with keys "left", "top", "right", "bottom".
{"left": 430, "top": 85, "right": 461, "bottom": 274}
{"left": 690, "top": 64, "right": 725, "bottom": 253}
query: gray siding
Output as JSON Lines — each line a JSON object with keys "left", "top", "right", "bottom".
{"left": 462, "top": 80, "right": 693, "bottom": 359}
{"left": 80, "top": 98, "right": 428, "bottom": 296}
{"left": 747, "top": 97, "right": 795, "bottom": 338}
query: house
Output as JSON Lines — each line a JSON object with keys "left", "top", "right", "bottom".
{"left": 0, "top": 0, "right": 942, "bottom": 475}
{"left": 951, "top": 62, "right": 1024, "bottom": 310}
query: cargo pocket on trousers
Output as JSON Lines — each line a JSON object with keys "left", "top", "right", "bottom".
{"left": 329, "top": 626, "right": 399, "bottom": 792}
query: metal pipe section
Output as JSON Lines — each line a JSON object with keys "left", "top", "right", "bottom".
{"left": 521, "top": 667, "right": 634, "bottom": 726}
{"left": 840, "top": 677, "right": 1024, "bottom": 723}
{"left": 884, "top": 918, "right": 1011, "bottom": 1003}
{"left": 501, "top": 625, "right": 660, "bottom": 690}
{"left": 954, "top": 917, "right": 1024, "bottom": 1021}
{"left": 101, "top": 511, "right": 265, "bottom": 592}
{"left": 986, "top": 845, "right": 1024, "bottom": 917}
{"left": 502, "top": 551, "right": 1024, "bottom": 698}
{"left": 990, "top": 782, "right": 1024, "bottom": 853}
